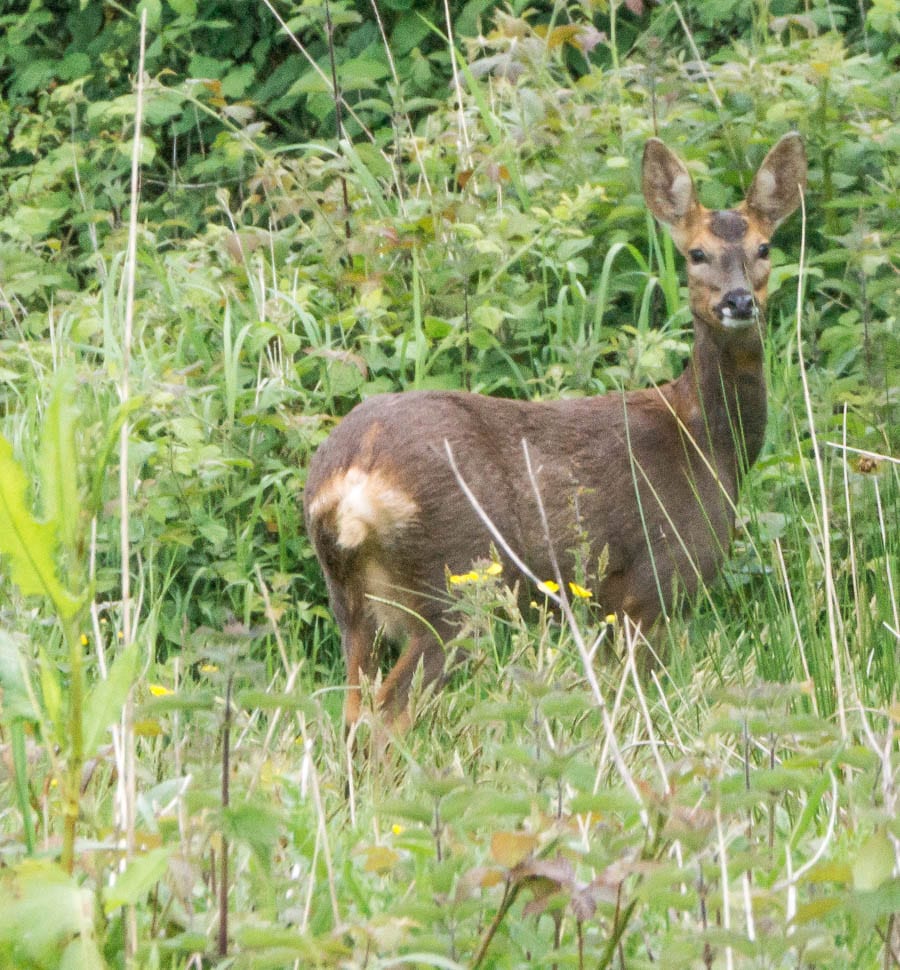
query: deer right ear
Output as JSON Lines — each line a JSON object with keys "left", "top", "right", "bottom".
{"left": 744, "top": 132, "right": 807, "bottom": 231}
{"left": 642, "top": 138, "right": 699, "bottom": 232}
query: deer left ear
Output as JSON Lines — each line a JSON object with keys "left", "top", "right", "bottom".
{"left": 642, "top": 138, "right": 700, "bottom": 228}
{"left": 744, "top": 132, "right": 807, "bottom": 230}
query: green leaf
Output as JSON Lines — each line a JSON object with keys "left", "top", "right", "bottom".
{"left": 59, "top": 934, "right": 106, "bottom": 970}
{"left": 103, "top": 847, "right": 173, "bottom": 913}
{"left": 0, "top": 860, "right": 99, "bottom": 964}
{"left": 852, "top": 829, "right": 894, "bottom": 891}
{"left": 0, "top": 631, "right": 38, "bottom": 723}
{"left": 40, "top": 374, "right": 79, "bottom": 551}
{"left": 223, "top": 802, "right": 282, "bottom": 871}
{"left": 137, "top": 0, "right": 162, "bottom": 30}
{"left": 83, "top": 645, "right": 139, "bottom": 758}
{"left": 166, "top": 0, "right": 197, "bottom": 16}
{"left": 235, "top": 689, "right": 318, "bottom": 718}
{"left": 0, "top": 435, "right": 80, "bottom": 618}
{"left": 116, "top": 135, "right": 156, "bottom": 165}
{"left": 37, "top": 644, "right": 65, "bottom": 738}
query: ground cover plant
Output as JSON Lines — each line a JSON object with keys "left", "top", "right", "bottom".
{"left": 0, "top": 0, "right": 897, "bottom": 967}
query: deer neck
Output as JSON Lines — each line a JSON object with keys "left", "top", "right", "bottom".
{"left": 679, "top": 314, "right": 768, "bottom": 481}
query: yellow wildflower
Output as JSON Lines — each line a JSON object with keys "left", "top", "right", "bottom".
{"left": 80, "top": 634, "right": 89, "bottom": 647}
{"left": 484, "top": 562, "right": 503, "bottom": 577}
{"left": 537, "top": 580, "right": 560, "bottom": 595}
{"left": 605, "top": 613, "right": 617, "bottom": 625}
{"left": 200, "top": 663, "right": 219, "bottom": 674}
{"left": 391, "top": 824, "right": 405, "bottom": 836}
{"left": 148, "top": 684, "right": 174, "bottom": 697}
{"left": 449, "top": 570, "right": 481, "bottom": 585}
{"left": 568, "top": 582, "right": 592, "bottom": 599}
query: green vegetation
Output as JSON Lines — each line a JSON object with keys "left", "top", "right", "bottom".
{"left": 0, "top": 0, "right": 897, "bottom": 966}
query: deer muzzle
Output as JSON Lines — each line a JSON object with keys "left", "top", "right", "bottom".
{"left": 715, "top": 288, "right": 757, "bottom": 328}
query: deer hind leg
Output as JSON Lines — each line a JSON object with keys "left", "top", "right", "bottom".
{"left": 342, "top": 602, "right": 379, "bottom": 727}
{"left": 376, "top": 623, "right": 449, "bottom": 728}
{"left": 318, "top": 571, "right": 380, "bottom": 727}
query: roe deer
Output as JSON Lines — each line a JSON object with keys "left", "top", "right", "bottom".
{"left": 305, "top": 134, "right": 807, "bottom": 727}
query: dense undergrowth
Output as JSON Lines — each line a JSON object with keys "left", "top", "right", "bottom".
{"left": 0, "top": 1, "right": 897, "bottom": 967}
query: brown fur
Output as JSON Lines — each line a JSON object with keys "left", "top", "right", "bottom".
{"left": 304, "top": 134, "right": 807, "bottom": 727}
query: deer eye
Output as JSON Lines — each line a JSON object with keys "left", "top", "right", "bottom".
{"left": 757, "top": 243, "right": 770, "bottom": 259}
{"left": 688, "top": 249, "right": 707, "bottom": 265}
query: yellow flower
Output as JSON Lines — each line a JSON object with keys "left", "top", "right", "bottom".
{"left": 537, "top": 580, "right": 560, "bottom": 595}
{"left": 148, "top": 684, "right": 174, "bottom": 697}
{"left": 200, "top": 663, "right": 219, "bottom": 674}
{"left": 80, "top": 634, "right": 89, "bottom": 647}
{"left": 391, "top": 824, "right": 405, "bottom": 836}
{"left": 568, "top": 582, "right": 592, "bottom": 599}
{"left": 484, "top": 562, "right": 503, "bottom": 577}
{"left": 449, "top": 570, "right": 481, "bottom": 585}
{"left": 605, "top": 613, "right": 617, "bottom": 625}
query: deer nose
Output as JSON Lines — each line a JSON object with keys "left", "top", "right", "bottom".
{"left": 716, "top": 289, "right": 755, "bottom": 321}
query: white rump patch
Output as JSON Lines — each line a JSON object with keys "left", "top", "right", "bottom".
{"left": 309, "top": 467, "right": 419, "bottom": 550}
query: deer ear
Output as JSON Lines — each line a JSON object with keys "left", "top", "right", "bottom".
{"left": 642, "top": 138, "right": 699, "bottom": 231}
{"left": 744, "top": 132, "right": 807, "bottom": 230}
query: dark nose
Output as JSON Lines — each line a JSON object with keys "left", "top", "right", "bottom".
{"left": 716, "top": 289, "right": 755, "bottom": 320}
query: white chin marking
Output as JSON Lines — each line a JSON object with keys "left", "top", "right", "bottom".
{"left": 720, "top": 311, "right": 756, "bottom": 331}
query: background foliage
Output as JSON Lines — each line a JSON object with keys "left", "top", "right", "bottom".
{"left": 0, "top": 0, "right": 897, "bottom": 967}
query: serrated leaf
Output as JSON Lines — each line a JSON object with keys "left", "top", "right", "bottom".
{"left": 0, "top": 435, "right": 80, "bottom": 618}
{"left": 137, "top": 690, "right": 216, "bottom": 716}
{"left": 235, "top": 689, "right": 317, "bottom": 717}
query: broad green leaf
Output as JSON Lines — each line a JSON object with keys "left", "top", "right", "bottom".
{"left": 83, "top": 644, "right": 139, "bottom": 758}
{"left": 0, "top": 860, "right": 99, "bottom": 964}
{"left": 0, "top": 435, "right": 80, "bottom": 618}
{"left": 103, "top": 847, "right": 173, "bottom": 914}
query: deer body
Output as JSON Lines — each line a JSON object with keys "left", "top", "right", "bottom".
{"left": 305, "top": 134, "right": 806, "bottom": 725}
